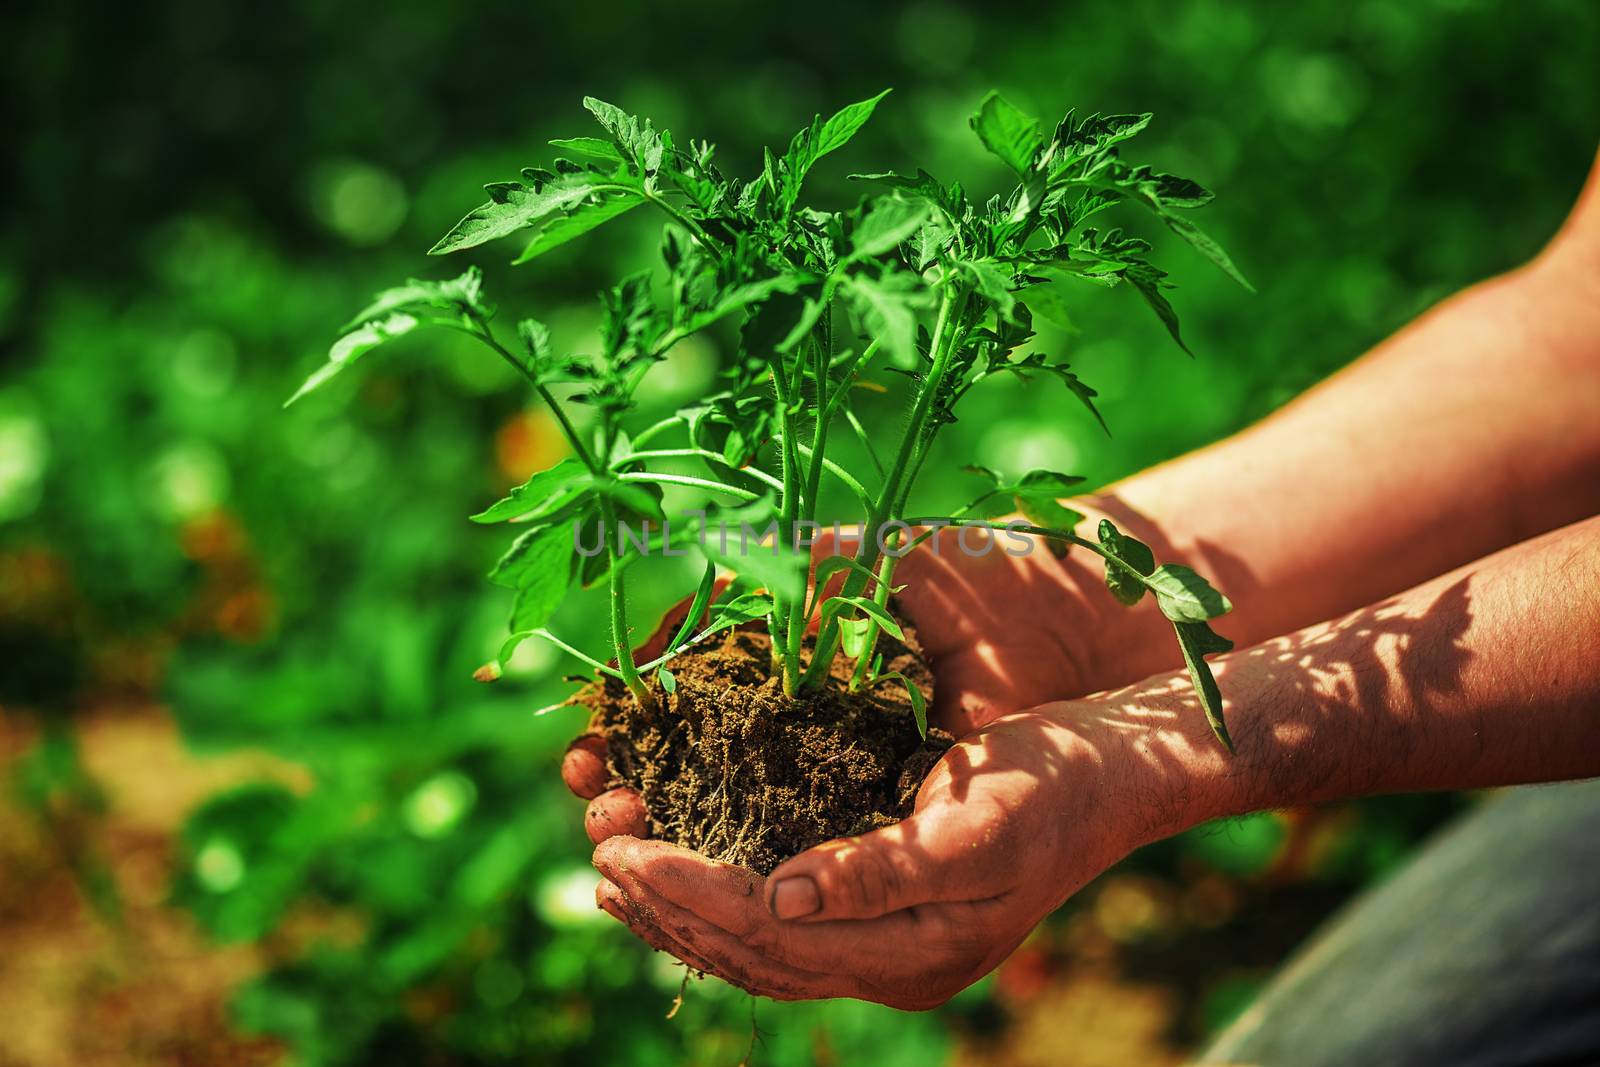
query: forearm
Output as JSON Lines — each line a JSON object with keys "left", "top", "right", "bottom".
{"left": 1076, "top": 224, "right": 1600, "bottom": 683}
{"left": 1095, "top": 513, "right": 1600, "bottom": 838}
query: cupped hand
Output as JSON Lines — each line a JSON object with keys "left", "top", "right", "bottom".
{"left": 563, "top": 513, "right": 1153, "bottom": 831}
{"left": 588, "top": 702, "right": 1164, "bottom": 1008}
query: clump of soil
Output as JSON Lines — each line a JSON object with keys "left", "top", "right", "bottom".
{"left": 580, "top": 620, "right": 951, "bottom": 875}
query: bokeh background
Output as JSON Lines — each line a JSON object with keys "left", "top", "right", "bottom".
{"left": 2, "top": 0, "right": 1596, "bottom": 1064}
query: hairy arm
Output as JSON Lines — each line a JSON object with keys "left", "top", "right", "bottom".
{"left": 588, "top": 516, "right": 1600, "bottom": 1008}
{"left": 1118, "top": 512, "right": 1600, "bottom": 836}
{"left": 1075, "top": 150, "right": 1600, "bottom": 686}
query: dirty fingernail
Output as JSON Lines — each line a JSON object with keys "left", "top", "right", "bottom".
{"left": 769, "top": 876, "right": 820, "bottom": 920}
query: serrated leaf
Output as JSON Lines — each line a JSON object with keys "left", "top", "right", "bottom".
{"left": 430, "top": 172, "right": 625, "bottom": 256}
{"left": 970, "top": 92, "right": 1043, "bottom": 177}
{"left": 1146, "top": 564, "right": 1232, "bottom": 623}
{"left": 490, "top": 524, "right": 572, "bottom": 636}
{"left": 513, "top": 192, "right": 643, "bottom": 263}
{"left": 340, "top": 268, "right": 487, "bottom": 331}
{"left": 1125, "top": 266, "right": 1193, "bottom": 357}
{"left": 286, "top": 311, "right": 422, "bottom": 407}
{"left": 952, "top": 259, "right": 1016, "bottom": 320}
{"left": 849, "top": 198, "right": 929, "bottom": 261}
{"left": 472, "top": 458, "right": 591, "bottom": 524}
{"left": 1160, "top": 212, "right": 1253, "bottom": 291}
{"left": 844, "top": 271, "right": 926, "bottom": 369}
{"left": 548, "top": 136, "right": 622, "bottom": 162}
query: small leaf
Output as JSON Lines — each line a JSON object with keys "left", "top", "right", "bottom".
{"left": 490, "top": 524, "right": 573, "bottom": 633}
{"left": 703, "top": 536, "right": 806, "bottom": 604}
{"left": 657, "top": 667, "right": 677, "bottom": 694}
{"left": 1158, "top": 211, "right": 1254, "bottom": 292}
{"left": 849, "top": 198, "right": 930, "bottom": 261}
{"left": 704, "top": 591, "right": 775, "bottom": 635}
{"left": 286, "top": 312, "right": 421, "bottom": 407}
{"left": 513, "top": 192, "right": 643, "bottom": 263}
{"left": 471, "top": 459, "right": 591, "bottom": 524}
{"left": 813, "top": 88, "right": 893, "bottom": 162}
{"left": 821, "top": 595, "right": 904, "bottom": 641}
{"left": 548, "top": 136, "right": 623, "bottom": 161}
{"left": 970, "top": 92, "right": 1043, "bottom": 177}
{"left": 666, "top": 561, "right": 718, "bottom": 653}
{"left": 843, "top": 271, "right": 926, "bottom": 369}
{"left": 1174, "top": 620, "right": 1234, "bottom": 751}
{"left": 878, "top": 670, "right": 928, "bottom": 739}
{"left": 1097, "top": 519, "right": 1156, "bottom": 606}
{"left": 1146, "top": 564, "right": 1232, "bottom": 623}
{"left": 429, "top": 172, "right": 625, "bottom": 256}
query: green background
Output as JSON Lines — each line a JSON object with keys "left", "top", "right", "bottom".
{"left": 2, "top": 0, "right": 1595, "bottom": 1063}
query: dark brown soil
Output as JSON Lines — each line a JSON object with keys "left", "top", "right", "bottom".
{"left": 580, "top": 620, "right": 952, "bottom": 875}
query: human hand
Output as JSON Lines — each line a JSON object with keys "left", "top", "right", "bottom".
{"left": 562, "top": 508, "right": 1169, "bottom": 837}
{"left": 588, "top": 698, "right": 1189, "bottom": 1008}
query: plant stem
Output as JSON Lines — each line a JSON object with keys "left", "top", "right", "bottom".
{"left": 770, "top": 357, "right": 803, "bottom": 694}
{"left": 598, "top": 495, "right": 655, "bottom": 710}
{"left": 800, "top": 288, "right": 967, "bottom": 690}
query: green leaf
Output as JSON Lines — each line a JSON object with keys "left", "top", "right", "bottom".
{"left": 704, "top": 591, "right": 775, "bottom": 635}
{"left": 703, "top": 537, "right": 806, "bottom": 604}
{"left": 286, "top": 312, "right": 422, "bottom": 407}
{"left": 1097, "top": 519, "right": 1156, "bottom": 606}
{"left": 970, "top": 92, "right": 1043, "bottom": 177}
{"left": 340, "top": 268, "right": 488, "bottom": 331}
{"left": 1014, "top": 469, "right": 1086, "bottom": 497}
{"left": 1146, "top": 564, "right": 1233, "bottom": 623}
{"left": 820, "top": 595, "right": 904, "bottom": 642}
{"left": 513, "top": 192, "right": 643, "bottom": 263}
{"left": 490, "top": 524, "right": 572, "bottom": 634}
{"left": 657, "top": 666, "right": 677, "bottom": 694}
{"left": 582, "top": 98, "right": 665, "bottom": 172}
{"left": 1173, "top": 621, "right": 1234, "bottom": 752}
{"left": 1157, "top": 211, "right": 1254, "bottom": 292}
{"left": 849, "top": 198, "right": 929, "bottom": 261}
{"left": 878, "top": 670, "right": 928, "bottom": 739}
{"left": 843, "top": 271, "right": 926, "bottom": 369}
{"left": 813, "top": 88, "right": 893, "bottom": 162}
{"left": 429, "top": 172, "right": 627, "bottom": 256}
{"left": 785, "top": 88, "right": 893, "bottom": 196}
{"left": 667, "top": 561, "right": 718, "bottom": 653}
{"left": 952, "top": 259, "right": 1016, "bottom": 320}
{"left": 471, "top": 458, "right": 591, "bottom": 524}
{"left": 1124, "top": 264, "right": 1192, "bottom": 357}
{"left": 1016, "top": 497, "right": 1084, "bottom": 531}
{"left": 548, "top": 136, "right": 622, "bottom": 162}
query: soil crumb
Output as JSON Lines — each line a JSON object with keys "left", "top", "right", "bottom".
{"left": 580, "top": 622, "right": 951, "bottom": 875}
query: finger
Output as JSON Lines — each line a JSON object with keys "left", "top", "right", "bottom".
{"left": 585, "top": 788, "right": 650, "bottom": 844}
{"left": 593, "top": 836, "right": 911, "bottom": 980}
{"left": 561, "top": 734, "right": 611, "bottom": 799}
{"left": 600, "top": 844, "right": 985, "bottom": 1009}
{"left": 764, "top": 800, "right": 1012, "bottom": 922}
{"left": 597, "top": 879, "right": 721, "bottom": 976}
{"left": 594, "top": 848, "right": 870, "bottom": 1002}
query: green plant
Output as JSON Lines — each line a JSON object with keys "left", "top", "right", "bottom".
{"left": 288, "top": 89, "right": 1247, "bottom": 749}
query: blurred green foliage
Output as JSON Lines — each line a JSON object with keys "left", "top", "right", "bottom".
{"left": 3, "top": 0, "right": 1596, "bottom": 1063}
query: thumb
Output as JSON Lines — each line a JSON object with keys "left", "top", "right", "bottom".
{"left": 763, "top": 800, "right": 1008, "bottom": 922}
